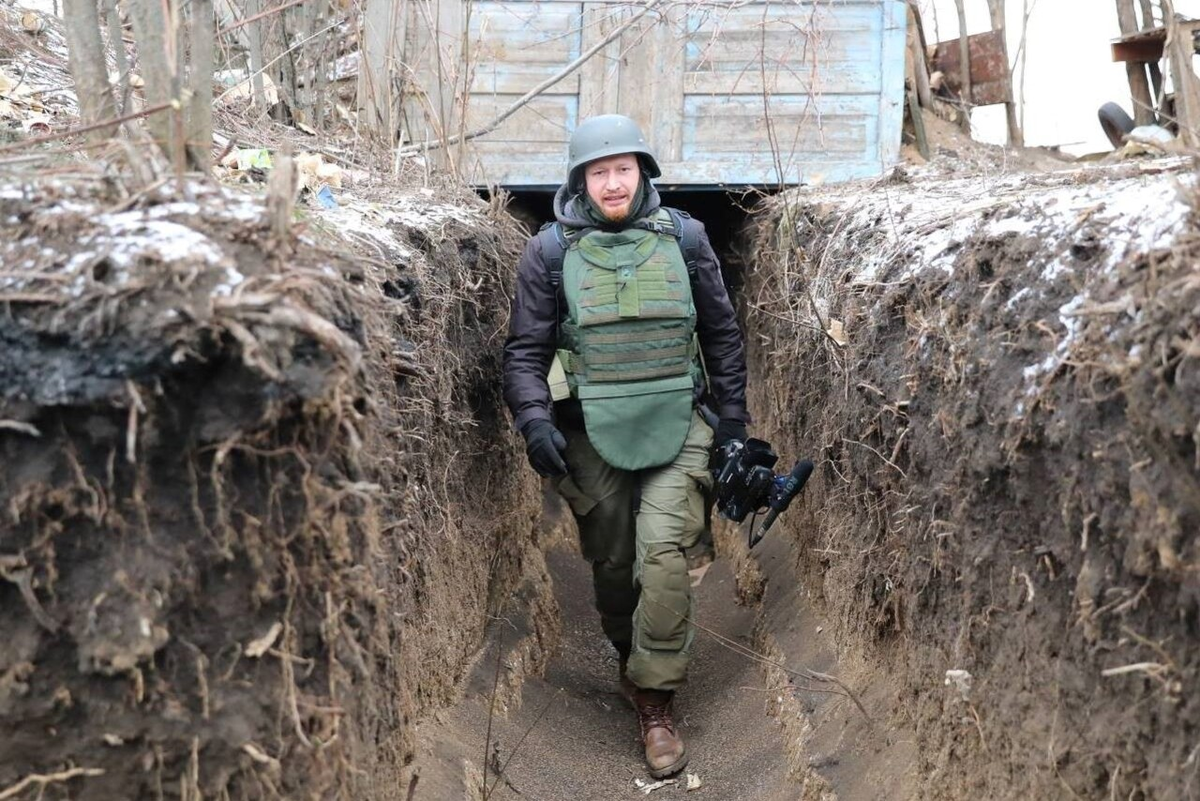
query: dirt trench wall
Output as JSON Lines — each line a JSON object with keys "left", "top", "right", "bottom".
{"left": 0, "top": 176, "right": 545, "bottom": 799}
{"left": 742, "top": 160, "right": 1200, "bottom": 799}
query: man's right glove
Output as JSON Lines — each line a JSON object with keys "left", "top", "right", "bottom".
{"left": 522, "top": 419, "right": 568, "bottom": 478}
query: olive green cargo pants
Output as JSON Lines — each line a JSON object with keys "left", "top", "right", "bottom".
{"left": 553, "top": 412, "right": 714, "bottom": 691}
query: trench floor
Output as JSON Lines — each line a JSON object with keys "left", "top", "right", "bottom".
{"left": 411, "top": 546, "right": 803, "bottom": 800}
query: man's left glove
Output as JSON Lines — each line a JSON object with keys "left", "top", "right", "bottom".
{"left": 714, "top": 418, "right": 747, "bottom": 449}
{"left": 521, "top": 419, "right": 569, "bottom": 478}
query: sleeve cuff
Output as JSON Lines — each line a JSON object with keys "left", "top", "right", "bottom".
{"left": 718, "top": 405, "right": 750, "bottom": 425}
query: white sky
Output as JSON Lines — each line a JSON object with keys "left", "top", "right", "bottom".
{"left": 919, "top": 0, "right": 1200, "bottom": 154}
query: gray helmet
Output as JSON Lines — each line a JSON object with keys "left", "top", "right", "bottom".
{"left": 567, "top": 114, "right": 662, "bottom": 182}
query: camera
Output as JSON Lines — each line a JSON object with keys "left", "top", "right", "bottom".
{"left": 712, "top": 438, "right": 814, "bottom": 548}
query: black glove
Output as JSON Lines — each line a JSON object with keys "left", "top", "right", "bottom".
{"left": 522, "top": 419, "right": 568, "bottom": 478}
{"left": 714, "top": 418, "right": 747, "bottom": 449}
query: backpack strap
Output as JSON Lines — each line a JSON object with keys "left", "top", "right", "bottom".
{"left": 663, "top": 207, "right": 700, "bottom": 280}
{"left": 537, "top": 221, "right": 570, "bottom": 288}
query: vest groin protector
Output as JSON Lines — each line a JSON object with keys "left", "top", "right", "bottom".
{"left": 557, "top": 217, "right": 702, "bottom": 470}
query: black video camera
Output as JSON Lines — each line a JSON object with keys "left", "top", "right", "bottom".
{"left": 712, "top": 438, "right": 814, "bottom": 549}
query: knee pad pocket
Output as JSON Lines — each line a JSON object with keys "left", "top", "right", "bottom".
{"left": 636, "top": 547, "right": 691, "bottom": 651}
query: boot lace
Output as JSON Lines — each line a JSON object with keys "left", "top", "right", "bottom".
{"left": 639, "top": 701, "right": 675, "bottom": 734}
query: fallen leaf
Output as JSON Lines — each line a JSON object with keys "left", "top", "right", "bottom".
{"left": 21, "top": 12, "right": 45, "bottom": 33}
{"left": 826, "top": 318, "right": 847, "bottom": 346}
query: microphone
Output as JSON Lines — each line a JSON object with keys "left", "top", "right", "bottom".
{"left": 749, "top": 460, "right": 814, "bottom": 548}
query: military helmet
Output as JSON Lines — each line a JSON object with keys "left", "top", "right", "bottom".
{"left": 567, "top": 114, "right": 662, "bottom": 182}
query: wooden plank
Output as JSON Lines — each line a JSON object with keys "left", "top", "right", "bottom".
{"left": 470, "top": 70, "right": 580, "bottom": 95}
{"left": 1112, "top": 36, "right": 1165, "bottom": 63}
{"left": 578, "top": 2, "right": 623, "bottom": 117}
{"left": 464, "top": 94, "right": 578, "bottom": 144}
{"left": 466, "top": 3, "right": 582, "bottom": 92}
{"left": 685, "top": 2, "right": 879, "bottom": 37}
{"left": 682, "top": 94, "right": 879, "bottom": 167}
{"left": 684, "top": 63, "right": 881, "bottom": 96}
{"left": 1164, "top": 6, "right": 1200, "bottom": 147}
{"left": 469, "top": 2, "right": 581, "bottom": 63}
{"left": 484, "top": 157, "right": 890, "bottom": 188}
{"left": 432, "top": 0, "right": 911, "bottom": 188}
{"left": 649, "top": 4, "right": 687, "bottom": 164}
{"left": 685, "top": 28, "right": 879, "bottom": 70}
{"left": 878, "top": 0, "right": 906, "bottom": 168}
{"left": 614, "top": 11, "right": 657, "bottom": 129}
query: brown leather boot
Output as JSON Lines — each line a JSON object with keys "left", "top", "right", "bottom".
{"left": 633, "top": 689, "right": 687, "bottom": 778}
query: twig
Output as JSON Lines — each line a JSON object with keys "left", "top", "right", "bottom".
{"left": 843, "top": 438, "right": 908, "bottom": 478}
{"left": 482, "top": 626, "right": 504, "bottom": 800}
{"left": 486, "top": 688, "right": 563, "bottom": 799}
{"left": 218, "top": 0, "right": 308, "bottom": 36}
{"left": 396, "top": 0, "right": 665, "bottom": 156}
{"left": 0, "top": 768, "right": 105, "bottom": 800}
{"left": 214, "top": 19, "right": 344, "bottom": 105}
{"left": 641, "top": 592, "right": 871, "bottom": 723}
{"left": 0, "top": 101, "right": 175, "bottom": 155}
{"left": 0, "top": 420, "right": 41, "bottom": 437}
{"left": 1100, "top": 662, "right": 1167, "bottom": 678}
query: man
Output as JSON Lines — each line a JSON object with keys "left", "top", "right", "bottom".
{"left": 502, "top": 115, "right": 749, "bottom": 778}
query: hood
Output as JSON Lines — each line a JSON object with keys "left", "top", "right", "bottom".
{"left": 552, "top": 179, "right": 662, "bottom": 233}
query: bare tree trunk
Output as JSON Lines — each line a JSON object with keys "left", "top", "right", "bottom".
{"left": 1138, "top": 0, "right": 1156, "bottom": 27}
{"left": 1018, "top": 0, "right": 1031, "bottom": 132}
{"left": 310, "top": 2, "right": 330, "bottom": 131}
{"left": 63, "top": 0, "right": 118, "bottom": 141}
{"left": 102, "top": 0, "right": 129, "bottom": 114}
{"left": 986, "top": 0, "right": 1023, "bottom": 146}
{"left": 1139, "top": 0, "right": 1164, "bottom": 102}
{"left": 127, "top": 0, "right": 177, "bottom": 161}
{"left": 246, "top": 0, "right": 268, "bottom": 106}
{"left": 187, "top": 0, "right": 215, "bottom": 171}
{"left": 953, "top": 0, "right": 971, "bottom": 133}
{"left": 907, "top": 1, "right": 932, "bottom": 108}
{"left": 1116, "top": 0, "right": 1156, "bottom": 125}
{"left": 358, "top": 0, "right": 408, "bottom": 141}
{"left": 274, "top": 10, "right": 299, "bottom": 122}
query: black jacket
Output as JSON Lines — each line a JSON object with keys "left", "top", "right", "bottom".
{"left": 502, "top": 183, "right": 749, "bottom": 434}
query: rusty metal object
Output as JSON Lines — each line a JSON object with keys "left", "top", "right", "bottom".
{"left": 933, "top": 30, "right": 1011, "bottom": 106}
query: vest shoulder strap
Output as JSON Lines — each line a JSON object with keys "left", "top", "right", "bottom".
{"left": 539, "top": 222, "right": 597, "bottom": 288}
{"left": 540, "top": 208, "right": 702, "bottom": 286}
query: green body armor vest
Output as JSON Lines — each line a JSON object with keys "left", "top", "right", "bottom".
{"left": 555, "top": 213, "right": 702, "bottom": 470}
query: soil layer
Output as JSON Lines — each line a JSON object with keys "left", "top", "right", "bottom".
{"left": 741, "top": 158, "right": 1200, "bottom": 799}
{"left": 0, "top": 174, "right": 543, "bottom": 799}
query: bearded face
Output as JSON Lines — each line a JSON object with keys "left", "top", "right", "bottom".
{"left": 584, "top": 154, "right": 641, "bottom": 223}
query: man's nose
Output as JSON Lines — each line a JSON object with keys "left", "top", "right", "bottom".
{"left": 605, "top": 172, "right": 621, "bottom": 190}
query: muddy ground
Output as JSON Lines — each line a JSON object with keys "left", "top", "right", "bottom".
{"left": 408, "top": 504, "right": 807, "bottom": 801}
{"left": 741, "top": 157, "right": 1200, "bottom": 799}
{"left": 0, "top": 170, "right": 545, "bottom": 799}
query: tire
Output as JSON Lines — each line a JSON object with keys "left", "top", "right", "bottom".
{"left": 1098, "top": 102, "right": 1136, "bottom": 149}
